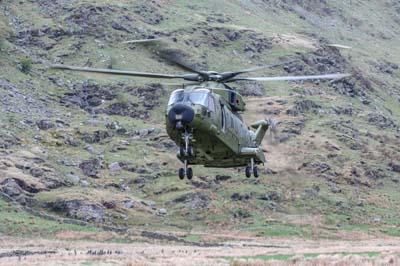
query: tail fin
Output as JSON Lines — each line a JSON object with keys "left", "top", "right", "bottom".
{"left": 251, "top": 120, "right": 269, "bottom": 145}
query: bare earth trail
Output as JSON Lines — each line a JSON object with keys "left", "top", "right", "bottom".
{"left": 1, "top": 235, "right": 400, "bottom": 265}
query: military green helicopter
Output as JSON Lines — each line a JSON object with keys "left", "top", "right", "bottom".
{"left": 50, "top": 40, "right": 349, "bottom": 180}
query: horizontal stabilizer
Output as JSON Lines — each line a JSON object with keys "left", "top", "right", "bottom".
{"left": 251, "top": 120, "right": 270, "bottom": 145}
{"left": 251, "top": 120, "right": 269, "bottom": 130}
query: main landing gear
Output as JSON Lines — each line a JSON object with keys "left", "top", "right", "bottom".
{"left": 245, "top": 158, "right": 259, "bottom": 178}
{"left": 178, "top": 160, "right": 193, "bottom": 180}
{"left": 178, "top": 132, "right": 194, "bottom": 180}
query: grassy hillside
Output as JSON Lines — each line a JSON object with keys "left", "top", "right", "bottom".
{"left": 0, "top": 0, "right": 399, "bottom": 241}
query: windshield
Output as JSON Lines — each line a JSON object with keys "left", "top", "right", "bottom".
{"left": 168, "top": 90, "right": 185, "bottom": 106}
{"left": 168, "top": 90, "right": 209, "bottom": 107}
{"left": 188, "top": 91, "right": 208, "bottom": 106}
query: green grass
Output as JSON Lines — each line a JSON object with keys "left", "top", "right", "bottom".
{"left": 226, "top": 251, "right": 381, "bottom": 262}
{"left": 184, "top": 234, "right": 201, "bottom": 242}
{"left": 0, "top": 199, "right": 100, "bottom": 237}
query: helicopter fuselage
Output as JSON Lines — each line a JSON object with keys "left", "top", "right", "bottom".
{"left": 165, "top": 85, "right": 266, "bottom": 168}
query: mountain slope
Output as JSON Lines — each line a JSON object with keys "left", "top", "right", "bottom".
{"left": 0, "top": 0, "right": 399, "bottom": 241}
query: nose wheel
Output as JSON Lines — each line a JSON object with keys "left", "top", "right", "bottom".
{"left": 178, "top": 160, "right": 193, "bottom": 180}
{"left": 245, "top": 158, "right": 259, "bottom": 178}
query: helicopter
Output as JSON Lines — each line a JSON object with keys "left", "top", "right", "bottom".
{"left": 50, "top": 39, "right": 349, "bottom": 180}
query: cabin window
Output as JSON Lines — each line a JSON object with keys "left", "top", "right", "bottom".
{"left": 221, "top": 105, "right": 226, "bottom": 132}
{"left": 229, "top": 91, "right": 236, "bottom": 104}
{"left": 208, "top": 95, "right": 215, "bottom": 112}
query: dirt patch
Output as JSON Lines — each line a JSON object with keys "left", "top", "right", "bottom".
{"left": 271, "top": 34, "right": 316, "bottom": 49}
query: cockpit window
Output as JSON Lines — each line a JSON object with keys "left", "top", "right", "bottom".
{"left": 168, "top": 90, "right": 185, "bottom": 106}
{"left": 188, "top": 91, "right": 208, "bottom": 106}
{"left": 168, "top": 89, "right": 209, "bottom": 107}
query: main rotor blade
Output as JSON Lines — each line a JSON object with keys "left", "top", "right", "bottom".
{"left": 230, "top": 59, "right": 298, "bottom": 75}
{"left": 49, "top": 64, "right": 185, "bottom": 79}
{"left": 155, "top": 49, "right": 207, "bottom": 75}
{"left": 123, "top": 38, "right": 207, "bottom": 75}
{"left": 122, "top": 38, "right": 164, "bottom": 44}
{"left": 219, "top": 58, "right": 298, "bottom": 82}
{"left": 325, "top": 44, "right": 352, "bottom": 49}
{"left": 227, "top": 73, "right": 350, "bottom": 82}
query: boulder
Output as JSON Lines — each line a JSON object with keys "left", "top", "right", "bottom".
{"left": 156, "top": 208, "right": 167, "bottom": 216}
{"left": 389, "top": 163, "right": 400, "bottom": 173}
{"left": 47, "top": 199, "right": 105, "bottom": 222}
{"left": 122, "top": 200, "right": 134, "bottom": 209}
{"left": 108, "top": 162, "right": 122, "bottom": 173}
{"left": 82, "top": 130, "right": 112, "bottom": 144}
{"left": 286, "top": 100, "right": 320, "bottom": 116}
{"left": 215, "top": 175, "right": 231, "bottom": 181}
{"left": 67, "top": 174, "right": 80, "bottom": 184}
{"left": 368, "top": 113, "right": 396, "bottom": 129}
{"left": 231, "top": 193, "right": 251, "bottom": 201}
{"left": 102, "top": 201, "right": 116, "bottom": 209}
{"left": 170, "top": 192, "right": 210, "bottom": 209}
{"left": 79, "top": 158, "right": 102, "bottom": 177}
{"left": 37, "top": 120, "right": 55, "bottom": 130}
{"left": 1, "top": 178, "right": 24, "bottom": 197}
{"left": 258, "top": 191, "right": 281, "bottom": 201}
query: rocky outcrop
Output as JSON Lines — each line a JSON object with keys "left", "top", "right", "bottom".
{"left": 286, "top": 99, "right": 320, "bottom": 116}
{"left": 389, "top": 163, "right": 400, "bottom": 173}
{"left": 367, "top": 113, "right": 396, "bottom": 129}
{"left": 45, "top": 199, "right": 105, "bottom": 222}
{"left": 82, "top": 130, "right": 113, "bottom": 144}
{"left": 79, "top": 158, "right": 103, "bottom": 178}
{"left": 0, "top": 178, "right": 38, "bottom": 205}
{"left": 169, "top": 192, "right": 210, "bottom": 209}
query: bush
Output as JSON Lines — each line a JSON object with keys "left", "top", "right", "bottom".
{"left": 20, "top": 58, "right": 33, "bottom": 73}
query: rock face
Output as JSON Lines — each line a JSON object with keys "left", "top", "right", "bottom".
{"left": 367, "top": 113, "right": 396, "bottom": 129}
{"left": 79, "top": 158, "right": 102, "bottom": 177}
{"left": 66, "top": 4, "right": 112, "bottom": 35}
{"left": 389, "top": 163, "right": 400, "bottom": 173}
{"left": 108, "top": 162, "right": 122, "bottom": 173}
{"left": 170, "top": 192, "right": 210, "bottom": 209}
{"left": 1, "top": 178, "right": 24, "bottom": 197}
{"left": 0, "top": 178, "right": 37, "bottom": 205}
{"left": 60, "top": 82, "right": 117, "bottom": 110}
{"left": 286, "top": 100, "right": 320, "bottom": 116}
{"left": 0, "top": 132, "right": 20, "bottom": 149}
{"left": 231, "top": 193, "right": 251, "bottom": 201}
{"left": 37, "top": 120, "right": 55, "bottom": 130}
{"left": 82, "top": 131, "right": 113, "bottom": 144}
{"left": 60, "top": 83, "right": 164, "bottom": 120}
{"left": 46, "top": 199, "right": 105, "bottom": 222}
{"left": 97, "top": 102, "right": 150, "bottom": 119}
{"left": 133, "top": 3, "right": 164, "bottom": 25}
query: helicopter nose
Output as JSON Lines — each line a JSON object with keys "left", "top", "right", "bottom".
{"left": 168, "top": 103, "right": 195, "bottom": 125}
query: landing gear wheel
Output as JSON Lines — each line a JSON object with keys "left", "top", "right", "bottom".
{"left": 179, "top": 146, "right": 185, "bottom": 157}
{"left": 178, "top": 168, "right": 185, "bottom": 180}
{"left": 245, "top": 166, "right": 251, "bottom": 178}
{"left": 187, "top": 167, "right": 193, "bottom": 180}
{"left": 187, "top": 146, "right": 194, "bottom": 157}
{"left": 253, "top": 166, "right": 259, "bottom": 178}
